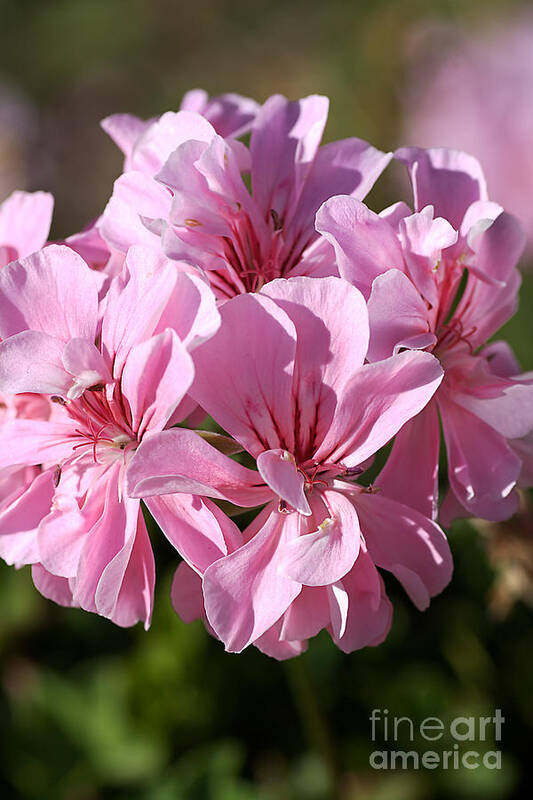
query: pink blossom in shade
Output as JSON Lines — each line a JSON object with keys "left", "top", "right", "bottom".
{"left": 479, "top": 341, "right": 533, "bottom": 492}
{"left": 317, "top": 148, "right": 533, "bottom": 523}
{"left": 0, "top": 242, "right": 229, "bottom": 628}
{"left": 0, "top": 391, "right": 52, "bottom": 568}
{"left": 128, "top": 276, "right": 450, "bottom": 658}
{"left": 403, "top": 15, "right": 533, "bottom": 254}
{"left": 64, "top": 219, "right": 122, "bottom": 276}
{"left": 100, "top": 94, "right": 392, "bottom": 299}
{"left": 0, "top": 190, "right": 54, "bottom": 267}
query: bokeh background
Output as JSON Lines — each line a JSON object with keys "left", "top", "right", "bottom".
{"left": 1, "top": 1, "right": 533, "bottom": 798}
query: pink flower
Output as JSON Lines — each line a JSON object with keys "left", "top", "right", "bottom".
{"left": 403, "top": 15, "right": 533, "bottom": 254}
{"left": 0, "top": 243, "right": 230, "bottom": 628}
{"left": 0, "top": 190, "right": 54, "bottom": 267}
{"left": 317, "top": 148, "right": 533, "bottom": 522}
{"left": 128, "top": 276, "right": 450, "bottom": 658}
{"left": 100, "top": 95, "right": 391, "bottom": 298}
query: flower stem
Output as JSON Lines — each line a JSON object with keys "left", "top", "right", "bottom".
{"left": 284, "top": 657, "right": 341, "bottom": 796}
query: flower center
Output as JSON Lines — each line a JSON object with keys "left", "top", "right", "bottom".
{"left": 53, "top": 387, "right": 136, "bottom": 465}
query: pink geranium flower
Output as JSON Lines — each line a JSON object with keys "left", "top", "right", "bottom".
{"left": 403, "top": 14, "right": 533, "bottom": 253}
{"left": 317, "top": 148, "right": 533, "bottom": 522}
{"left": 0, "top": 242, "right": 243, "bottom": 628}
{"left": 128, "top": 276, "right": 450, "bottom": 658}
{"left": 100, "top": 95, "right": 391, "bottom": 298}
{"left": 0, "top": 190, "right": 54, "bottom": 267}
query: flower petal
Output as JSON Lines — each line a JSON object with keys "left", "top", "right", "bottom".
{"left": 0, "top": 244, "right": 99, "bottom": 341}
{"left": 262, "top": 275, "right": 369, "bottom": 455}
{"left": 0, "top": 190, "right": 54, "bottom": 260}
{"left": 367, "top": 269, "right": 434, "bottom": 362}
{"left": 0, "top": 330, "right": 71, "bottom": 396}
{"left": 376, "top": 400, "right": 440, "bottom": 520}
{"left": 316, "top": 196, "right": 404, "bottom": 298}
{"left": 203, "top": 509, "right": 301, "bottom": 652}
{"left": 190, "top": 292, "right": 297, "bottom": 456}
{"left": 257, "top": 449, "right": 311, "bottom": 515}
{"left": 315, "top": 350, "right": 443, "bottom": 468}
{"left": 121, "top": 329, "right": 194, "bottom": 436}
{"left": 395, "top": 147, "right": 487, "bottom": 229}
{"left": 352, "top": 487, "right": 453, "bottom": 610}
{"left": 440, "top": 398, "right": 521, "bottom": 522}
{"left": 127, "top": 428, "right": 270, "bottom": 507}
{"left": 279, "top": 489, "right": 360, "bottom": 585}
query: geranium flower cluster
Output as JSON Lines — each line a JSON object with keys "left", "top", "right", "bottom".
{"left": 1, "top": 91, "right": 532, "bottom": 660}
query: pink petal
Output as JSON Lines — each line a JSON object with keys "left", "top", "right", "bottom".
{"left": 99, "top": 192, "right": 163, "bottom": 254}
{"left": 181, "top": 90, "right": 259, "bottom": 138}
{"left": 0, "top": 330, "right": 71, "bottom": 396}
{"left": 440, "top": 398, "right": 521, "bottom": 521}
{"left": 96, "top": 510, "right": 155, "bottom": 629}
{"left": 257, "top": 449, "right": 311, "bottom": 515}
{"left": 376, "top": 400, "right": 440, "bottom": 520}
{"left": 170, "top": 561, "right": 206, "bottom": 623}
{"left": 367, "top": 269, "right": 435, "bottom": 362}
{"left": 456, "top": 267, "right": 521, "bottom": 350}
{"left": 0, "top": 470, "right": 54, "bottom": 567}
{"left": 146, "top": 493, "right": 243, "bottom": 574}
{"left": 251, "top": 94, "right": 329, "bottom": 220}
{"left": 284, "top": 137, "right": 392, "bottom": 257}
{"left": 0, "top": 419, "right": 77, "bottom": 468}
{"left": 398, "top": 207, "right": 458, "bottom": 308}
{"left": 262, "top": 275, "right": 369, "bottom": 455}
{"left": 0, "top": 190, "right": 54, "bottom": 259}
{"left": 155, "top": 271, "right": 220, "bottom": 352}
{"left": 279, "top": 489, "right": 360, "bottom": 586}
{"left": 279, "top": 586, "right": 330, "bottom": 642}
{"left": 100, "top": 113, "right": 150, "bottom": 162}
{"left": 62, "top": 338, "right": 112, "bottom": 400}
{"left": 352, "top": 487, "right": 453, "bottom": 610}
{"left": 127, "top": 428, "right": 270, "bottom": 507}
{"left": 37, "top": 495, "right": 89, "bottom": 578}
{"left": 130, "top": 110, "right": 215, "bottom": 175}
{"left": 100, "top": 245, "right": 180, "bottom": 375}
{"left": 328, "top": 545, "right": 393, "bottom": 653}
{"left": 203, "top": 509, "right": 302, "bottom": 652}
{"left": 455, "top": 380, "right": 533, "bottom": 440}
{"left": 73, "top": 469, "right": 137, "bottom": 614}
{"left": 32, "top": 564, "right": 76, "bottom": 608}
{"left": 121, "top": 329, "right": 194, "bottom": 436}
{"left": 190, "top": 292, "right": 297, "bottom": 456}
{"left": 395, "top": 147, "right": 487, "bottom": 229}
{"left": 316, "top": 196, "right": 404, "bottom": 298}
{"left": 482, "top": 341, "right": 521, "bottom": 379}
{"left": 253, "top": 622, "right": 307, "bottom": 660}
{"left": 467, "top": 210, "right": 525, "bottom": 286}
{"left": 314, "top": 350, "right": 443, "bottom": 468}
{"left": 0, "top": 244, "right": 99, "bottom": 341}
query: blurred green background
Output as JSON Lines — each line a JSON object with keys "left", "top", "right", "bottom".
{"left": 1, "top": 1, "right": 533, "bottom": 798}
